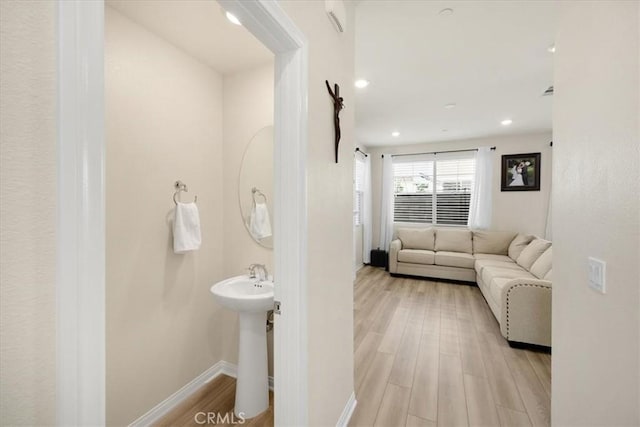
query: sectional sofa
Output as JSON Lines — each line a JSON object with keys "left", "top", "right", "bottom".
{"left": 388, "top": 228, "right": 552, "bottom": 347}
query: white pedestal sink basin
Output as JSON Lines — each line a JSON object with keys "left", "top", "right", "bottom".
{"left": 210, "top": 275, "right": 273, "bottom": 419}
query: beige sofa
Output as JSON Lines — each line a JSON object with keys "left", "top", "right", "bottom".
{"left": 389, "top": 228, "right": 552, "bottom": 347}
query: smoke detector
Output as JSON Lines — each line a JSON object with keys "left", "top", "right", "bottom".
{"left": 543, "top": 85, "right": 554, "bottom": 96}
{"left": 325, "top": 0, "right": 346, "bottom": 33}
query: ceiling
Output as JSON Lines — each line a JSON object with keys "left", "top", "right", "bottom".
{"left": 355, "top": 1, "right": 557, "bottom": 147}
{"left": 107, "top": 0, "right": 273, "bottom": 75}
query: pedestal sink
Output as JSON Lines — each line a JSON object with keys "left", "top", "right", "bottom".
{"left": 210, "top": 275, "right": 273, "bottom": 419}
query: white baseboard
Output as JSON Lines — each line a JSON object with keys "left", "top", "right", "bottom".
{"left": 336, "top": 391, "right": 357, "bottom": 427}
{"left": 129, "top": 360, "right": 274, "bottom": 427}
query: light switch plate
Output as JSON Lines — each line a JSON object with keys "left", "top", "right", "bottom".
{"left": 588, "top": 257, "right": 606, "bottom": 294}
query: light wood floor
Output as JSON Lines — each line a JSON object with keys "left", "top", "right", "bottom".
{"left": 350, "top": 266, "right": 551, "bottom": 427}
{"left": 154, "top": 375, "right": 273, "bottom": 427}
{"left": 154, "top": 266, "right": 549, "bottom": 427}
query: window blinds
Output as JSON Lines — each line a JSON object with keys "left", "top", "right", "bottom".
{"left": 393, "top": 153, "right": 475, "bottom": 225}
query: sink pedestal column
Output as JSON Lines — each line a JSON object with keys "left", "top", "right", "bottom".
{"left": 235, "top": 311, "right": 269, "bottom": 419}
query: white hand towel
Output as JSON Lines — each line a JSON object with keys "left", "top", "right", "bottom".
{"left": 249, "top": 201, "right": 272, "bottom": 239}
{"left": 173, "top": 202, "right": 202, "bottom": 254}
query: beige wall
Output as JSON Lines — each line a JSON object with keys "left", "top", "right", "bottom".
{"left": 222, "top": 63, "right": 274, "bottom": 277}
{"left": 0, "top": 1, "right": 57, "bottom": 425}
{"left": 222, "top": 62, "right": 275, "bottom": 374}
{"left": 367, "top": 132, "right": 553, "bottom": 247}
{"left": 552, "top": 1, "right": 639, "bottom": 425}
{"left": 280, "top": 1, "right": 356, "bottom": 424}
{"left": 105, "top": 8, "right": 234, "bottom": 425}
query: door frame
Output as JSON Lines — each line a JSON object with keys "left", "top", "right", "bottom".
{"left": 56, "top": 0, "right": 309, "bottom": 424}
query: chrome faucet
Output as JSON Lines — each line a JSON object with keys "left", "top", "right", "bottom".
{"left": 248, "top": 264, "right": 268, "bottom": 281}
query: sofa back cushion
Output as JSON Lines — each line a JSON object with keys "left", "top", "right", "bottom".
{"left": 508, "top": 234, "right": 535, "bottom": 260}
{"left": 544, "top": 269, "right": 553, "bottom": 281}
{"left": 397, "top": 227, "right": 435, "bottom": 250}
{"left": 434, "top": 228, "right": 473, "bottom": 254}
{"left": 472, "top": 231, "right": 517, "bottom": 255}
{"left": 530, "top": 247, "right": 553, "bottom": 279}
{"left": 516, "top": 239, "right": 552, "bottom": 270}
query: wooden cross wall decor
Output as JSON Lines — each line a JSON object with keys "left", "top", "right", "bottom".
{"left": 325, "top": 80, "right": 344, "bottom": 163}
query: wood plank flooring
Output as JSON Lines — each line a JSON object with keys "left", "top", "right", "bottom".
{"left": 154, "top": 266, "right": 549, "bottom": 427}
{"left": 350, "top": 266, "right": 551, "bottom": 427}
{"left": 154, "top": 375, "right": 273, "bottom": 427}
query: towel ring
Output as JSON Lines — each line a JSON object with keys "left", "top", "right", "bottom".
{"left": 173, "top": 180, "right": 197, "bottom": 205}
{"left": 252, "top": 187, "right": 267, "bottom": 203}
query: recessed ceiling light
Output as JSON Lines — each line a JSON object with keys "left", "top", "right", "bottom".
{"left": 547, "top": 44, "right": 556, "bottom": 53}
{"left": 439, "top": 8, "right": 454, "bottom": 16}
{"left": 444, "top": 103, "right": 456, "bottom": 109}
{"left": 392, "top": 131, "right": 400, "bottom": 137}
{"left": 355, "top": 79, "right": 370, "bottom": 89}
{"left": 225, "top": 11, "right": 242, "bottom": 26}
{"left": 501, "top": 119, "right": 513, "bottom": 126}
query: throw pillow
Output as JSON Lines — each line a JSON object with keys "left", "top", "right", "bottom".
{"left": 508, "top": 234, "right": 535, "bottom": 260}
{"left": 517, "top": 239, "right": 552, "bottom": 270}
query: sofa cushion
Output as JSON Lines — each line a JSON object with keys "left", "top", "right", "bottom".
{"left": 481, "top": 266, "right": 535, "bottom": 286}
{"left": 544, "top": 269, "right": 552, "bottom": 280}
{"left": 508, "top": 234, "right": 535, "bottom": 260}
{"left": 435, "top": 251, "right": 475, "bottom": 269}
{"left": 517, "top": 239, "right": 552, "bottom": 270}
{"left": 397, "top": 249, "right": 435, "bottom": 264}
{"left": 434, "top": 228, "right": 472, "bottom": 254}
{"left": 473, "top": 253, "right": 513, "bottom": 262}
{"left": 397, "top": 228, "right": 435, "bottom": 250}
{"left": 472, "top": 231, "right": 517, "bottom": 255}
{"left": 474, "top": 258, "right": 522, "bottom": 275}
{"left": 530, "top": 247, "right": 553, "bottom": 279}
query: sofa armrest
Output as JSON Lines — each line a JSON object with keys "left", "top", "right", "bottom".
{"left": 389, "top": 239, "right": 402, "bottom": 273}
{"left": 500, "top": 278, "right": 552, "bottom": 347}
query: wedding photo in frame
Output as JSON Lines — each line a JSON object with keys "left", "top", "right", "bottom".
{"left": 501, "top": 152, "right": 541, "bottom": 191}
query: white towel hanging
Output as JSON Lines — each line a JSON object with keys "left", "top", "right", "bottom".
{"left": 249, "top": 201, "right": 272, "bottom": 239}
{"left": 173, "top": 202, "right": 202, "bottom": 254}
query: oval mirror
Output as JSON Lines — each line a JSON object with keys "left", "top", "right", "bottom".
{"left": 238, "top": 126, "right": 274, "bottom": 249}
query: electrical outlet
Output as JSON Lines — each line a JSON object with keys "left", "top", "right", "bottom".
{"left": 588, "top": 257, "right": 606, "bottom": 294}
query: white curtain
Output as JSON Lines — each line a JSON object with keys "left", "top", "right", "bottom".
{"left": 379, "top": 154, "right": 394, "bottom": 250}
{"left": 362, "top": 156, "right": 373, "bottom": 263}
{"left": 468, "top": 147, "right": 493, "bottom": 229}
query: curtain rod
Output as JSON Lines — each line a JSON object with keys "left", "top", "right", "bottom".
{"left": 355, "top": 147, "right": 369, "bottom": 157}
{"left": 381, "top": 146, "right": 496, "bottom": 158}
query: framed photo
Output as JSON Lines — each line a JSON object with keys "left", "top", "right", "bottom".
{"left": 501, "top": 153, "right": 541, "bottom": 191}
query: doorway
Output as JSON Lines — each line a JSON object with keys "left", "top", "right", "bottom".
{"left": 56, "top": 0, "right": 308, "bottom": 425}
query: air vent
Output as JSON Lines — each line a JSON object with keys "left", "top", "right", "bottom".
{"left": 542, "top": 85, "right": 554, "bottom": 96}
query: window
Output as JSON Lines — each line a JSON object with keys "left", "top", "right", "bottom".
{"left": 393, "top": 154, "right": 475, "bottom": 225}
{"left": 354, "top": 157, "right": 365, "bottom": 226}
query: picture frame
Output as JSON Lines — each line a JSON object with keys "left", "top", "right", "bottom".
{"left": 501, "top": 152, "right": 541, "bottom": 191}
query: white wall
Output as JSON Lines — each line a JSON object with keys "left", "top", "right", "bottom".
{"left": 279, "top": 2, "right": 356, "bottom": 425}
{"left": 354, "top": 148, "right": 365, "bottom": 268}
{"left": 552, "top": 1, "right": 639, "bottom": 425}
{"left": 367, "top": 132, "right": 552, "bottom": 247}
{"left": 222, "top": 62, "right": 275, "bottom": 375}
{"left": 105, "top": 8, "right": 231, "bottom": 425}
{"left": 222, "top": 63, "right": 274, "bottom": 277}
{"left": 0, "top": 1, "right": 56, "bottom": 424}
